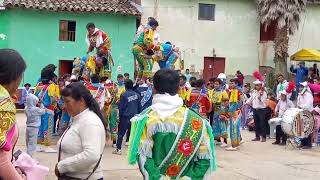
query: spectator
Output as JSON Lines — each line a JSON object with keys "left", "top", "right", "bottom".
{"left": 290, "top": 62, "right": 308, "bottom": 87}
{"left": 113, "top": 79, "right": 141, "bottom": 155}
{"left": 314, "top": 63, "right": 319, "bottom": 77}
{"left": 236, "top": 70, "right": 244, "bottom": 86}
{"left": 56, "top": 82, "right": 106, "bottom": 179}
{"left": 19, "top": 83, "right": 32, "bottom": 106}
{"left": 134, "top": 78, "right": 153, "bottom": 111}
{"left": 190, "top": 76, "right": 197, "bottom": 88}
{"left": 184, "top": 69, "right": 192, "bottom": 82}
{"left": 0, "top": 48, "right": 27, "bottom": 179}
{"left": 124, "top": 73, "right": 130, "bottom": 80}
{"left": 276, "top": 74, "right": 288, "bottom": 100}
{"left": 25, "top": 94, "right": 46, "bottom": 156}
{"left": 313, "top": 77, "right": 320, "bottom": 107}
{"left": 307, "top": 67, "right": 317, "bottom": 84}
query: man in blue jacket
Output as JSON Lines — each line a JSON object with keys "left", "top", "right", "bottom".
{"left": 134, "top": 78, "right": 153, "bottom": 112}
{"left": 113, "top": 79, "right": 141, "bottom": 155}
{"left": 290, "top": 62, "right": 308, "bottom": 87}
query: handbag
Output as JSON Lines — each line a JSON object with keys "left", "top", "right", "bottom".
{"left": 57, "top": 127, "right": 103, "bottom": 180}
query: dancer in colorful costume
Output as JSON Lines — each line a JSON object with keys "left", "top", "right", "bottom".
{"left": 86, "top": 74, "right": 110, "bottom": 110}
{"left": 86, "top": 23, "right": 113, "bottom": 60}
{"left": 186, "top": 79, "right": 211, "bottom": 118}
{"left": 153, "top": 42, "right": 180, "bottom": 69}
{"left": 81, "top": 55, "right": 113, "bottom": 81}
{"left": 57, "top": 81, "right": 71, "bottom": 136}
{"left": 103, "top": 78, "right": 119, "bottom": 147}
{"left": 208, "top": 78, "right": 229, "bottom": 147}
{"left": 132, "top": 18, "right": 159, "bottom": 78}
{"left": 225, "top": 79, "right": 243, "bottom": 151}
{"left": 34, "top": 64, "right": 60, "bottom": 152}
{"left": 179, "top": 75, "right": 191, "bottom": 104}
{"left": 128, "top": 69, "right": 216, "bottom": 179}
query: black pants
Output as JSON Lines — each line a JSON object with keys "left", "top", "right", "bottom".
{"left": 265, "top": 107, "right": 272, "bottom": 136}
{"left": 116, "top": 116, "right": 131, "bottom": 150}
{"left": 301, "top": 134, "right": 312, "bottom": 147}
{"left": 276, "top": 125, "right": 287, "bottom": 142}
{"left": 53, "top": 111, "right": 61, "bottom": 134}
{"left": 253, "top": 108, "right": 268, "bottom": 138}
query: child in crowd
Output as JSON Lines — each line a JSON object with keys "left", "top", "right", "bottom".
{"left": 273, "top": 91, "right": 294, "bottom": 145}
{"left": 25, "top": 94, "right": 46, "bottom": 156}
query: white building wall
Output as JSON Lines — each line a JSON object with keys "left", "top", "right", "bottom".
{"left": 141, "top": 0, "right": 320, "bottom": 76}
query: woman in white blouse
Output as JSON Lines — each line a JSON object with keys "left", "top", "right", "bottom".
{"left": 55, "top": 82, "right": 106, "bottom": 180}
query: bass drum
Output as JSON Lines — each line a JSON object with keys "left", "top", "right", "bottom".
{"left": 281, "top": 108, "right": 315, "bottom": 138}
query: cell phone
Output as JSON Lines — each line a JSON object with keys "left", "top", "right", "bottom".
{"left": 13, "top": 150, "right": 22, "bottom": 160}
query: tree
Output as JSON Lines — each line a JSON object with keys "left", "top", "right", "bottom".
{"left": 256, "top": 0, "right": 307, "bottom": 78}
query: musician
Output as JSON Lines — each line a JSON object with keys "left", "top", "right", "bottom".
{"left": 297, "top": 82, "right": 314, "bottom": 149}
{"left": 273, "top": 91, "right": 294, "bottom": 145}
{"left": 246, "top": 78, "right": 268, "bottom": 142}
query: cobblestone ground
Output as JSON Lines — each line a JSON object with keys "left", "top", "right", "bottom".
{"left": 15, "top": 113, "right": 320, "bottom": 180}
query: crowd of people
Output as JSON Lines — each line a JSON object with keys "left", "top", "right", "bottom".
{"left": 1, "top": 15, "right": 320, "bottom": 180}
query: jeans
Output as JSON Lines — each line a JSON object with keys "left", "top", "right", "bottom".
{"left": 116, "top": 116, "right": 132, "bottom": 150}
{"left": 26, "top": 126, "right": 39, "bottom": 156}
{"left": 253, "top": 108, "right": 268, "bottom": 138}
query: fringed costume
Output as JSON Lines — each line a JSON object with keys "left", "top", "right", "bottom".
{"left": 228, "top": 89, "right": 242, "bottom": 148}
{"left": 128, "top": 94, "right": 216, "bottom": 179}
{"left": 186, "top": 88, "right": 211, "bottom": 119}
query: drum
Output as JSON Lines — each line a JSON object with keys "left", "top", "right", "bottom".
{"left": 281, "top": 108, "right": 315, "bottom": 138}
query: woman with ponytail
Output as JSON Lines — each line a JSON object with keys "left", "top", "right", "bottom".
{"left": 55, "top": 82, "right": 105, "bottom": 180}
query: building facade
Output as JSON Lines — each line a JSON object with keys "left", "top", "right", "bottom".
{"left": 141, "top": 0, "right": 320, "bottom": 78}
{"left": 0, "top": 0, "right": 140, "bottom": 85}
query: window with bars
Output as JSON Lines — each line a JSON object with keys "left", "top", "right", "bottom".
{"left": 59, "top": 20, "right": 76, "bottom": 42}
{"left": 260, "top": 21, "right": 277, "bottom": 42}
{"left": 198, "top": 3, "right": 215, "bottom": 21}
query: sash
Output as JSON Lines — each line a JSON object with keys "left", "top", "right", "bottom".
{"left": 159, "top": 109, "right": 205, "bottom": 179}
{"left": 141, "top": 86, "right": 153, "bottom": 107}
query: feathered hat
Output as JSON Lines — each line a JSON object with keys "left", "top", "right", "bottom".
{"left": 252, "top": 71, "right": 265, "bottom": 85}
{"left": 280, "top": 81, "right": 295, "bottom": 95}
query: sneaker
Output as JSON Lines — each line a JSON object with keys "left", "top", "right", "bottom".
{"left": 251, "top": 137, "right": 260, "bottom": 141}
{"left": 125, "top": 142, "right": 129, "bottom": 146}
{"left": 261, "top": 138, "right": 266, "bottom": 142}
{"left": 112, "top": 149, "right": 122, "bottom": 155}
{"left": 272, "top": 141, "right": 280, "bottom": 145}
{"left": 44, "top": 147, "right": 57, "bottom": 153}
{"left": 112, "top": 144, "right": 117, "bottom": 148}
{"left": 312, "top": 143, "right": 317, "bottom": 147}
{"left": 220, "top": 143, "right": 228, "bottom": 148}
{"left": 225, "top": 146, "right": 239, "bottom": 151}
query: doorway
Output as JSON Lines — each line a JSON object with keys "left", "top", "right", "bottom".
{"left": 203, "top": 57, "right": 225, "bottom": 82}
{"left": 59, "top": 60, "right": 73, "bottom": 78}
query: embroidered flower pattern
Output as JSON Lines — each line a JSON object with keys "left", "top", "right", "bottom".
{"left": 167, "top": 164, "right": 180, "bottom": 176}
{"left": 191, "top": 118, "right": 202, "bottom": 131}
{"left": 177, "top": 138, "right": 193, "bottom": 156}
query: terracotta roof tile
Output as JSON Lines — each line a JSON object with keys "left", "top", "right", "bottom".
{"left": 3, "top": 0, "right": 141, "bottom": 16}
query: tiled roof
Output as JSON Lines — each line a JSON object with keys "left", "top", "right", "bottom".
{"left": 3, "top": 0, "right": 141, "bottom": 16}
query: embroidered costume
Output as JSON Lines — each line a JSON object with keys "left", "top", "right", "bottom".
{"left": 0, "top": 85, "right": 16, "bottom": 152}
{"left": 208, "top": 88, "right": 229, "bottom": 139}
{"left": 128, "top": 94, "right": 216, "bottom": 179}
{"left": 104, "top": 80, "right": 118, "bottom": 141}
{"left": 153, "top": 43, "right": 180, "bottom": 69}
{"left": 81, "top": 55, "right": 113, "bottom": 81}
{"left": 34, "top": 82, "right": 60, "bottom": 146}
{"left": 132, "top": 25, "right": 157, "bottom": 78}
{"left": 228, "top": 89, "right": 242, "bottom": 148}
{"left": 86, "top": 28, "right": 112, "bottom": 57}
{"left": 186, "top": 89, "right": 211, "bottom": 118}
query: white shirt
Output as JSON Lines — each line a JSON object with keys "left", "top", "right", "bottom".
{"left": 297, "top": 91, "right": 314, "bottom": 112}
{"left": 275, "top": 99, "right": 295, "bottom": 118}
{"left": 57, "top": 109, "right": 106, "bottom": 179}
{"left": 246, "top": 90, "right": 267, "bottom": 109}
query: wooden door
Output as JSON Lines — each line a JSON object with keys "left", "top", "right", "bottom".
{"left": 59, "top": 60, "right": 73, "bottom": 78}
{"left": 203, "top": 57, "right": 225, "bottom": 82}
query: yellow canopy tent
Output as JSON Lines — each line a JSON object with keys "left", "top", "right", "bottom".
{"left": 290, "top": 48, "right": 320, "bottom": 62}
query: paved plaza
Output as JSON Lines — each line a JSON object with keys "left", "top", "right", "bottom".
{"left": 15, "top": 113, "right": 320, "bottom": 180}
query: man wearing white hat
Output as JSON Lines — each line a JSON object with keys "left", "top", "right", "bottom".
{"left": 272, "top": 90, "right": 295, "bottom": 145}
{"left": 217, "top": 73, "right": 229, "bottom": 90}
{"left": 246, "top": 79, "right": 268, "bottom": 142}
{"left": 297, "top": 81, "right": 314, "bottom": 149}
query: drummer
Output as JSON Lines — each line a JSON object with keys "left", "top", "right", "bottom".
{"left": 297, "top": 81, "right": 314, "bottom": 149}
{"left": 273, "top": 90, "right": 294, "bottom": 145}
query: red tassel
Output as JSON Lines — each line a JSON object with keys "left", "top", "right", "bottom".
{"left": 252, "top": 71, "right": 265, "bottom": 81}
{"left": 286, "top": 81, "right": 295, "bottom": 93}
